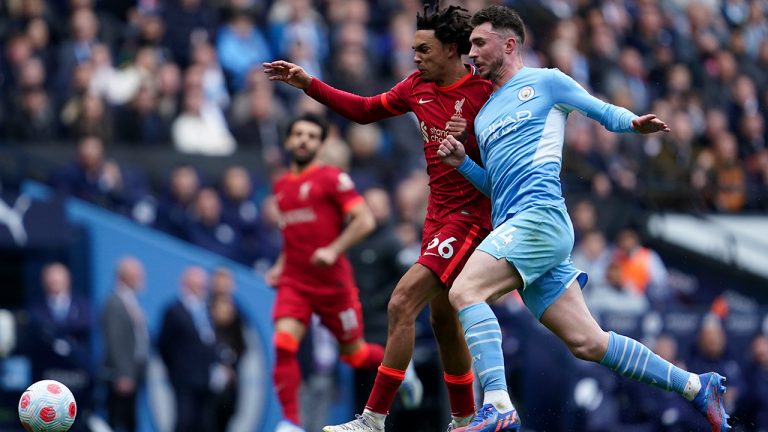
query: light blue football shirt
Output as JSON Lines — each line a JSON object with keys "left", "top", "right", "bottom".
{"left": 458, "top": 67, "right": 638, "bottom": 228}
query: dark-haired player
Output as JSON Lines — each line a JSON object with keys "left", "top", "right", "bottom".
{"left": 437, "top": 5, "right": 729, "bottom": 432}
{"left": 265, "top": 4, "right": 493, "bottom": 432}
{"left": 268, "top": 113, "right": 384, "bottom": 432}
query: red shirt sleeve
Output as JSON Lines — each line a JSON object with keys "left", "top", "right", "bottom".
{"left": 323, "top": 167, "right": 364, "bottom": 214}
{"left": 304, "top": 75, "right": 416, "bottom": 124}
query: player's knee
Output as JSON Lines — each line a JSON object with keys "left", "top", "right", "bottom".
{"left": 566, "top": 333, "right": 605, "bottom": 362}
{"left": 429, "top": 303, "right": 457, "bottom": 332}
{"left": 448, "top": 285, "right": 475, "bottom": 311}
{"left": 339, "top": 343, "right": 370, "bottom": 368}
{"left": 274, "top": 331, "right": 300, "bottom": 354}
{"left": 387, "top": 289, "right": 417, "bottom": 325}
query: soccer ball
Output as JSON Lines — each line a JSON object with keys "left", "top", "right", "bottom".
{"left": 18, "top": 380, "right": 77, "bottom": 432}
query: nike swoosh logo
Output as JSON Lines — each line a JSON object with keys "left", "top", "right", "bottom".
{"left": 419, "top": 98, "right": 433, "bottom": 104}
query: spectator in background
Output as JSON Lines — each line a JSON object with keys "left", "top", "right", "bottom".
{"left": 2, "top": 33, "right": 35, "bottom": 95}
{"left": 28, "top": 262, "right": 92, "bottom": 431}
{"left": 346, "top": 123, "right": 391, "bottom": 192}
{"left": 172, "top": 87, "right": 235, "bottom": 155}
{"left": 585, "top": 260, "right": 649, "bottom": 318}
{"left": 50, "top": 136, "right": 147, "bottom": 216}
{"left": 62, "top": 92, "right": 112, "bottom": 142}
{"left": 56, "top": 8, "right": 99, "bottom": 97}
{"left": 185, "top": 187, "right": 241, "bottom": 261}
{"left": 155, "top": 165, "right": 200, "bottom": 238}
{"left": 693, "top": 132, "right": 748, "bottom": 212}
{"left": 219, "top": 166, "right": 261, "bottom": 265}
{"left": 252, "top": 194, "right": 283, "bottom": 273}
{"left": 101, "top": 257, "right": 148, "bottom": 432}
{"left": 115, "top": 86, "right": 171, "bottom": 145}
{"left": 216, "top": 9, "right": 271, "bottom": 91}
{"left": 6, "top": 86, "right": 57, "bottom": 142}
{"left": 740, "top": 334, "right": 768, "bottom": 430}
{"left": 209, "top": 267, "right": 246, "bottom": 432}
{"left": 158, "top": 266, "right": 228, "bottom": 432}
{"left": 161, "top": 0, "right": 216, "bottom": 68}
{"left": 687, "top": 315, "right": 743, "bottom": 424}
{"left": 613, "top": 228, "right": 668, "bottom": 304}
{"left": 191, "top": 40, "right": 230, "bottom": 109}
{"left": 156, "top": 62, "right": 183, "bottom": 125}
{"left": 572, "top": 230, "right": 612, "bottom": 290}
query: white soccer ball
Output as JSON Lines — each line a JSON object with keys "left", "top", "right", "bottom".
{"left": 18, "top": 380, "right": 77, "bottom": 432}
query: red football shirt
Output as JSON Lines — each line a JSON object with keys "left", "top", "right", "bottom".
{"left": 306, "top": 66, "right": 492, "bottom": 228}
{"left": 274, "top": 164, "right": 364, "bottom": 290}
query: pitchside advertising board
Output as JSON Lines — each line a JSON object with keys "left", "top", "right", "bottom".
{"left": 0, "top": 193, "right": 71, "bottom": 249}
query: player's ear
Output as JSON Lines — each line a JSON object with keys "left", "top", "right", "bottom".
{"left": 505, "top": 36, "right": 516, "bottom": 55}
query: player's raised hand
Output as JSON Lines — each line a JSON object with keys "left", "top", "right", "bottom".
{"left": 631, "top": 114, "right": 670, "bottom": 134}
{"left": 437, "top": 135, "right": 467, "bottom": 168}
{"left": 263, "top": 60, "right": 312, "bottom": 90}
{"left": 445, "top": 116, "right": 468, "bottom": 143}
{"left": 311, "top": 246, "right": 339, "bottom": 267}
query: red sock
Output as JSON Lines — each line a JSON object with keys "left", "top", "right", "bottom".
{"left": 273, "top": 332, "right": 301, "bottom": 424}
{"left": 340, "top": 343, "right": 385, "bottom": 369}
{"left": 444, "top": 371, "right": 475, "bottom": 418}
{"left": 365, "top": 364, "right": 405, "bottom": 414}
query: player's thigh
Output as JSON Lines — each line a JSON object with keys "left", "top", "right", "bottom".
{"left": 314, "top": 286, "right": 365, "bottom": 347}
{"left": 272, "top": 284, "right": 311, "bottom": 340}
{"left": 521, "top": 259, "right": 587, "bottom": 321}
{"left": 450, "top": 249, "right": 523, "bottom": 308}
{"left": 537, "top": 267, "right": 605, "bottom": 354}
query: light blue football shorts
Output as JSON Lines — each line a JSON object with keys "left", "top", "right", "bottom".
{"left": 476, "top": 205, "right": 588, "bottom": 320}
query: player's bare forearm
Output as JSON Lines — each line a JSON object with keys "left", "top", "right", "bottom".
{"left": 329, "top": 202, "right": 376, "bottom": 255}
{"left": 265, "top": 253, "right": 285, "bottom": 287}
{"left": 263, "top": 60, "right": 312, "bottom": 90}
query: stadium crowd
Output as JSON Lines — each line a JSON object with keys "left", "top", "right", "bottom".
{"left": 1, "top": 0, "right": 768, "bottom": 431}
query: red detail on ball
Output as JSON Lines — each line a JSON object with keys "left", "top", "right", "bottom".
{"left": 39, "top": 406, "right": 56, "bottom": 422}
{"left": 69, "top": 401, "right": 77, "bottom": 418}
{"left": 19, "top": 393, "right": 30, "bottom": 410}
{"left": 21, "top": 421, "right": 33, "bottom": 432}
{"left": 47, "top": 383, "right": 62, "bottom": 394}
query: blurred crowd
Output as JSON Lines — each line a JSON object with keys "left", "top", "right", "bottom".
{"left": 2, "top": 0, "right": 768, "bottom": 430}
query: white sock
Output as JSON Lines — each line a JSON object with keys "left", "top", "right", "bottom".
{"left": 682, "top": 373, "right": 702, "bottom": 401}
{"left": 362, "top": 409, "right": 386, "bottom": 429}
{"left": 451, "top": 414, "right": 474, "bottom": 427}
{"left": 484, "top": 389, "right": 514, "bottom": 412}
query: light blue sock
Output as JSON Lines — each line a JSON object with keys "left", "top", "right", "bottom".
{"left": 458, "top": 303, "right": 506, "bottom": 392}
{"left": 600, "top": 331, "right": 693, "bottom": 396}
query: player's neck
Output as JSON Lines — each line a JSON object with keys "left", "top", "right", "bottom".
{"left": 291, "top": 160, "right": 319, "bottom": 175}
{"left": 435, "top": 63, "right": 469, "bottom": 87}
{"left": 492, "top": 59, "right": 525, "bottom": 91}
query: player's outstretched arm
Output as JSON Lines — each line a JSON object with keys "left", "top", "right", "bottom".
{"left": 264, "top": 60, "right": 399, "bottom": 124}
{"left": 631, "top": 114, "right": 670, "bottom": 134}
{"left": 263, "top": 60, "right": 312, "bottom": 90}
{"left": 311, "top": 201, "right": 376, "bottom": 267}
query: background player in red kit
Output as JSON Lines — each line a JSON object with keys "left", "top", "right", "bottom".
{"left": 267, "top": 113, "right": 384, "bottom": 432}
{"left": 264, "top": 4, "right": 493, "bottom": 431}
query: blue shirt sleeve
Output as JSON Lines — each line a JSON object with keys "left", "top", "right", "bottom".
{"left": 549, "top": 69, "right": 638, "bottom": 133}
{"left": 457, "top": 157, "right": 492, "bottom": 197}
